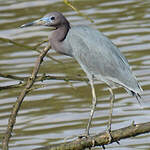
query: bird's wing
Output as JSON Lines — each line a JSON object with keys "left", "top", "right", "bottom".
{"left": 66, "top": 25, "right": 142, "bottom": 93}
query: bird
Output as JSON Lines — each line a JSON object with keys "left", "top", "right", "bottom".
{"left": 21, "top": 12, "right": 143, "bottom": 138}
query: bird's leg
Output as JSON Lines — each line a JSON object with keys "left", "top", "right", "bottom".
{"left": 106, "top": 86, "right": 114, "bottom": 143}
{"left": 86, "top": 78, "right": 97, "bottom": 136}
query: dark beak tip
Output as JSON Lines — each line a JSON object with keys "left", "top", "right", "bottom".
{"left": 20, "top": 24, "right": 25, "bottom": 28}
{"left": 20, "top": 22, "right": 34, "bottom": 28}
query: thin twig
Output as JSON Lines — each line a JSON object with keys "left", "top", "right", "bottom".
{"left": 0, "top": 37, "right": 62, "bottom": 64}
{"left": 64, "top": 0, "right": 94, "bottom": 23}
{"left": 0, "top": 82, "right": 25, "bottom": 90}
{"left": 0, "top": 73, "right": 88, "bottom": 82}
{"left": 2, "top": 44, "right": 51, "bottom": 150}
{"left": 34, "top": 39, "right": 48, "bottom": 49}
{"left": 0, "top": 73, "right": 88, "bottom": 91}
{"left": 0, "top": 73, "right": 25, "bottom": 81}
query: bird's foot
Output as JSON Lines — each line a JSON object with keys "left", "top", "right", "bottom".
{"left": 64, "top": 133, "right": 90, "bottom": 141}
{"left": 78, "top": 132, "right": 96, "bottom": 147}
{"left": 78, "top": 134, "right": 88, "bottom": 139}
{"left": 106, "top": 128, "right": 120, "bottom": 145}
{"left": 78, "top": 129, "right": 91, "bottom": 139}
{"left": 106, "top": 128, "right": 113, "bottom": 143}
{"left": 78, "top": 131, "right": 92, "bottom": 139}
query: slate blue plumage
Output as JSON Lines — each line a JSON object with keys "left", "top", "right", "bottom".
{"left": 21, "top": 12, "right": 143, "bottom": 137}
{"left": 63, "top": 25, "right": 142, "bottom": 93}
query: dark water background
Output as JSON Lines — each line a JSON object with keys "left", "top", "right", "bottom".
{"left": 0, "top": 0, "right": 150, "bottom": 149}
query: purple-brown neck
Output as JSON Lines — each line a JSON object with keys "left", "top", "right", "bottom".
{"left": 51, "top": 20, "right": 70, "bottom": 42}
{"left": 49, "top": 20, "right": 71, "bottom": 56}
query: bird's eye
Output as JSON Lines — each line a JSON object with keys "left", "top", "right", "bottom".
{"left": 51, "top": 16, "right": 55, "bottom": 20}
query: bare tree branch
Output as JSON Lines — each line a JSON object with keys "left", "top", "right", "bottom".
{"left": 2, "top": 45, "right": 51, "bottom": 150}
{"left": 0, "top": 73, "right": 26, "bottom": 81}
{"left": 0, "top": 73, "right": 88, "bottom": 91}
{"left": 0, "top": 73, "right": 88, "bottom": 82}
{"left": 0, "top": 82, "right": 25, "bottom": 90}
{"left": 33, "top": 121, "right": 150, "bottom": 150}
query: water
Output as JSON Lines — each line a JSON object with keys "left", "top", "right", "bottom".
{"left": 0, "top": 0, "right": 150, "bottom": 149}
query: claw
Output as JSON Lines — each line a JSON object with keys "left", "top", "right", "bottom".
{"left": 106, "top": 129, "right": 113, "bottom": 143}
{"left": 102, "top": 145, "right": 105, "bottom": 150}
{"left": 116, "top": 140, "right": 120, "bottom": 145}
{"left": 78, "top": 134, "right": 88, "bottom": 139}
{"left": 106, "top": 129, "right": 120, "bottom": 145}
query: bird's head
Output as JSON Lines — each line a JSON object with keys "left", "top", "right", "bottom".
{"left": 20, "top": 12, "right": 70, "bottom": 29}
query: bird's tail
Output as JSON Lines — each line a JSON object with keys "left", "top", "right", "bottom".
{"left": 124, "top": 81, "right": 143, "bottom": 108}
{"left": 130, "top": 90, "right": 143, "bottom": 108}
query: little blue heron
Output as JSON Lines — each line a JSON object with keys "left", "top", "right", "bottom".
{"left": 21, "top": 12, "right": 143, "bottom": 137}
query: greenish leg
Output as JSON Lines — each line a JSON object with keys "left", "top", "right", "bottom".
{"left": 107, "top": 86, "right": 115, "bottom": 143}
{"left": 86, "top": 79, "right": 97, "bottom": 135}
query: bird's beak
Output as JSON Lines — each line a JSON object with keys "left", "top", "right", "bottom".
{"left": 20, "top": 18, "right": 47, "bottom": 28}
{"left": 20, "top": 17, "right": 56, "bottom": 30}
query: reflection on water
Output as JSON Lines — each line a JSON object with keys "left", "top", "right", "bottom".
{"left": 0, "top": 0, "right": 150, "bottom": 149}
